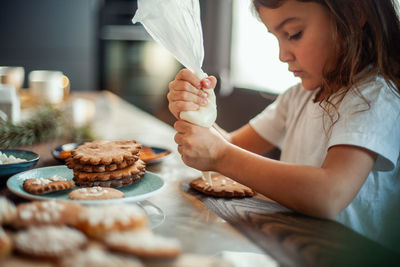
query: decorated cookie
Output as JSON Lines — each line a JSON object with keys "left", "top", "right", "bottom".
{"left": 59, "top": 247, "right": 144, "bottom": 267}
{"left": 14, "top": 200, "right": 84, "bottom": 228}
{"left": 23, "top": 176, "right": 75, "bottom": 195}
{"left": 73, "top": 160, "right": 146, "bottom": 182}
{"left": 71, "top": 140, "right": 141, "bottom": 165}
{"left": 0, "top": 227, "right": 12, "bottom": 260}
{"left": 0, "top": 197, "right": 16, "bottom": 225}
{"left": 68, "top": 187, "right": 125, "bottom": 200}
{"left": 190, "top": 174, "right": 254, "bottom": 198}
{"left": 76, "top": 204, "right": 147, "bottom": 239}
{"left": 104, "top": 229, "right": 182, "bottom": 260}
{"left": 13, "top": 226, "right": 87, "bottom": 260}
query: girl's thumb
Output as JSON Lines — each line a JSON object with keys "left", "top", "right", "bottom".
{"left": 201, "top": 76, "right": 217, "bottom": 89}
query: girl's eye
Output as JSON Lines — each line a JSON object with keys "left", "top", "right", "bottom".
{"left": 288, "top": 31, "right": 302, "bottom": 40}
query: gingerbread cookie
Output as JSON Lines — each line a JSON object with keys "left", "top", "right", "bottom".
{"left": 76, "top": 204, "right": 147, "bottom": 239}
{"left": 14, "top": 200, "right": 84, "bottom": 228}
{"left": 104, "top": 229, "right": 182, "bottom": 260}
{"left": 0, "top": 227, "right": 12, "bottom": 260}
{"left": 23, "top": 176, "right": 75, "bottom": 195}
{"left": 71, "top": 140, "right": 141, "bottom": 165}
{"left": 0, "top": 197, "right": 16, "bottom": 225}
{"left": 74, "top": 172, "right": 145, "bottom": 188}
{"left": 59, "top": 247, "right": 144, "bottom": 267}
{"left": 68, "top": 187, "right": 125, "bottom": 200}
{"left": 66, "top": 156, "right": 138, "bottom": 173}
{"left": 190, "top": 174, "right": 254, "bottom": 197}
{"left": 73, "top": 160, "right": 146, "bottom": 182}
{"left": 13, "top": 226, "right": 87, "bottom": 260}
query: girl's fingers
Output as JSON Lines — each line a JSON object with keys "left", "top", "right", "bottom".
{"left": 174, "top": 120, "right": 193, "bottom": 134}
{"left": 169, "top": 79, "right": 199, "bottom": 95}
{"left": 168, "top": 101, "right": 199, "bottom": 119}
{"left": 200, "top": 76, "right": 217, "bottom": 89}
{"left": 175, "top": 69, "right": 202, "bottom": 89}
{"left": 168, "top": 70, "right": 216, "bottom": 119}
{"left": 168, "top": 80, "right": 209, "bottom": 106}
{"left": 167, "top": 86, "right": 202, "bottom": 104}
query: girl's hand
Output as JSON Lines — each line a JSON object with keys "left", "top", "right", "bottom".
{"left": 167, "top": 69, "right": 217, "bottom": 120}
{"left": 174, "top": 120, "right": 229, "bottom": 171}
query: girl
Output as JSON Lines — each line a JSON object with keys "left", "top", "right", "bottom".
{"left": 167, "top": 0, "right": 400, "bottom": 252}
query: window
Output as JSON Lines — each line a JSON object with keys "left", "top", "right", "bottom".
{"left": 231, "top": 0, "right": 300, "bottom": 94}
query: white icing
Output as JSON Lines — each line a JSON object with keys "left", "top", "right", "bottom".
{"left": 77, "top": 186, "right": 109, "bottom": 197}
{"left": 221, "top": 179, "right": 226, "bottom": 186}
{"left": 0, "top": 151, "right": 27, "bottom": 164}
{"left": 14, "top": 226, "right": 87, "bottom": 255}
{"left": 60, "top": 247, "right": 144, "bottom": 267}
{"left": 202, "top": 171, "right": 213, "bottom": 186}
{"left": 20, "top": 210, "right": 33, "bottom": 220}
{"left": 106, "top": 230, "right": 181, "bottom": 250}
{"left": 0, "top": 197, "right": 16, "bottom": 224}
{"left": 32, "top": 178, "right": 52, "bottom": 185}
{"left": 36, "top": 212, "right": 52, "bottom": 222}
{"left": 19, "top": 201, "right": 65, "bottom": 223}
{"left": 80, "top": 204, "right": 145, "bottom": 227}
{"left": 31, "top": 176, "right": 68, "bottom": 185}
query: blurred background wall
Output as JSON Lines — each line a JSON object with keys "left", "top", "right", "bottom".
{"left": 0, "top": 0, "right": 275, "bottom": 132}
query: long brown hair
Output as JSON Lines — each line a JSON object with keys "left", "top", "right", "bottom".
{"left": 253, "top": 0, "right": 400, "bottom": 128}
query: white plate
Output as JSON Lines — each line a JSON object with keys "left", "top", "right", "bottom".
{"left": 7, "top": 165, "right": 165, "bottom": 205}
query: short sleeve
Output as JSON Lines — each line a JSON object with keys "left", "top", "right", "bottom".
{"left": 249, "top": 84, "right": 301, "bottom": 148}
{"left": 328, "top": 77, "right": 400, "bottom": 171}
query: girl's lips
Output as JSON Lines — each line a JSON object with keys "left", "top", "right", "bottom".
{"left": 293, "top": 70, "right": 303, "bottom": 77}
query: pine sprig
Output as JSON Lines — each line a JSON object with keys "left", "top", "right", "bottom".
{"left": 0, "top": 105, "right": 95, "bottom": 148}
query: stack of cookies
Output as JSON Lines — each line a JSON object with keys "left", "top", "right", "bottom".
{"left": 66, "top": 140, "right": 146, "bottom": 188}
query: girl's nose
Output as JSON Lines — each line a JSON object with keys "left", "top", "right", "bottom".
{"left": 279, "top": 45, "right": 294, "bottom": 63}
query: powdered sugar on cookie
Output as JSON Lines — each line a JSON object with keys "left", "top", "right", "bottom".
{"left": 14, "top": 226, "right": 87, "bottom": 258}
{"left": 14, "top": 200, "right": 83, "bottom": 228}
{"left": 79, "top": 187, "right": 109, "bottom": 196}
{"left": 23, "top": 176, "right": 75, "bottom": 195}
{"left": 60, "top": 247, "right": 144, "bottom": 267}
{"left": 76, "top": 203, "right": 147, "bottom": 239}
{"left": 19, "top": 201, "right": 64, "bottom": 222}
{"left": 68, "top": 187, "right": 125, "bottom": 200}
{"left": 104, "top": 230, "right": 182, "bottom": 259}
{"left": 106, "top": 230, "right": 181, "bottom": 250}
{"left": 81, "top": 204, "right": 145, "bottom": 227}
{"left": 31, "top": 175, "right": 68, "bottom": 185}
{"left": 0, "top": 197, "right": 16, "bottom": 225}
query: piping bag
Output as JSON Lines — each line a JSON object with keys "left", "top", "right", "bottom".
{"left": 132, "top": 0, "right": 217, "bottom": 184}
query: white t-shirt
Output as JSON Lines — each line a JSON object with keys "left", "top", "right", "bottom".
{"left": 249, "top": 73, "right": 400, "bottom": 252}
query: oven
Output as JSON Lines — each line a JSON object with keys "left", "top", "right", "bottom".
{"left": 97, "top": 0, "right": 233, "bottom": 115}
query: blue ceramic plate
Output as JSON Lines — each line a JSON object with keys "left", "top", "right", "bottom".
{"left": 7, "top": 165, "right": 165, "bottom": 205}
{"left": 51, "top": 143, "right": 81, "bottom": 163}
{"left": 0, "top": 149, "right": 40, "bottom": 178}
{"left": 144, "top": 145, "right": 172, "bottom": 165}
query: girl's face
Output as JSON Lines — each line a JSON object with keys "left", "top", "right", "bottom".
{"left": 258, "top": 0, "right": 336, "bottom": 91}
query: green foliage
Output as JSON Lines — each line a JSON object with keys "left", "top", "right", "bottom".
{"left": 0, "top": 105, "right": 95, "bottom": 148}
